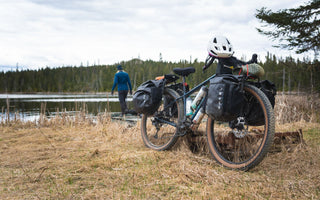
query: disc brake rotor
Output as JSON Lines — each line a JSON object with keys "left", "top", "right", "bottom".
{"left": 232, "top": 117, "right": 248, "bottom": 138}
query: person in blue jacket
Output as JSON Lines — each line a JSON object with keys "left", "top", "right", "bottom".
{"left": 111, "top": 65, "right": 132, "bottom": 115}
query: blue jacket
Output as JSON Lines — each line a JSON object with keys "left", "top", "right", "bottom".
{"left": 111, "top": 71, "right": 132, "bottom": 92}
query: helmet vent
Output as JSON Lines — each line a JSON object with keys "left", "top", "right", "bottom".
{"left": 210, "top": 50, "right": 217, "bottom": 55}
{"left": 213, "top": 38, "right": 217, "bottom": 43}
{"left": 223, "top": 46, "right": 226, "bottom": 50}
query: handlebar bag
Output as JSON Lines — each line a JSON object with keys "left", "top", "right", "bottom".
{"left": 206, "top": 75, "right": 244, "bottom": 122}
{"left": 133, "top": 79, "right": 164, "bottom": 115}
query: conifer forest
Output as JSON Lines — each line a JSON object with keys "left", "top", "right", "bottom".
{"left": 1, "top": 53, "right": 319, "bottom": 94}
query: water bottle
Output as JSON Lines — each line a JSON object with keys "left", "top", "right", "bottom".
{"left": 193, "top": 107, "right": 205, "bottom": 124}
{"left": 191, "top": 107, "right": 205, "bottom": 130}
{"left": 186, "top": 97, "right": 193, "bottom": 116}
{"left": 191, "top": 86, "right": 208, "bottom": 111}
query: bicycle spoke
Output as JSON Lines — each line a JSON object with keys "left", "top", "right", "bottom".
{"left": 141, "top": 88, "right": 183, "bottom": 151}
{"left": 207, "top": 84, "right": 275, "bottom": 171}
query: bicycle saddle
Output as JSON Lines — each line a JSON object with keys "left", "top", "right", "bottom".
{"left": 173, "top": 67, "right": 195, "bottom": 77}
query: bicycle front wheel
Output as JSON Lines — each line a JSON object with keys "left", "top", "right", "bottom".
{"left": 141, "top": 88, "right": 183, "bottom": 151}
{"left": 206, "top": 84, "right": 275, "bottom": 171}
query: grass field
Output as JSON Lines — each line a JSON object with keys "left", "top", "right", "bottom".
{"left": 0, "top": 115, "right": 319, "bottom": 199}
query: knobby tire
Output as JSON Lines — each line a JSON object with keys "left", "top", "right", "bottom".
{"left": 141, "top": 88, "right": 183, "bottom": 151}
{"left": 206, "top": 84, "right": 275, "bottom": 171}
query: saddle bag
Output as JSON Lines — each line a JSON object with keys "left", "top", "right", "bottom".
{"left": 206, "top": 75, "right": 244, "bottom": 122}
{"left": 133, "top": 79, "right": 164, "bottom": 115}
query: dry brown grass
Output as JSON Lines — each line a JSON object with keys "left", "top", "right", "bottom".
{"left": 0, "top": 114, "right": 319, "bottom": 199}
{"left": 275, "top": 94, "right": 320, "bottom": 124}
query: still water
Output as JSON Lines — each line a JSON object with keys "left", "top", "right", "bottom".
{"left": 0, "top": 93, "right": 133, "bottom": 122}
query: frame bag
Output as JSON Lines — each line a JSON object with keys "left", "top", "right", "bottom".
{"left": 206, "top": 75, "right": 244, "bottom": 122}
{"left": 133, "top": 79, "right": 164, "bottom": 115}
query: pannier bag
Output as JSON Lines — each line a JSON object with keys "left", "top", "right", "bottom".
{"left": 206, "top": 75, "right": 244, "bottom": 122}
{"left": 133, "top": 79, "right": 164, "bottom": 115}
{"left": 245, "top": 80, "right": 276, "bottom": 126}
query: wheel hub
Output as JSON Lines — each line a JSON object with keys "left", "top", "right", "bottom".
{"left": 230, "top": 117, "right": 248, "bottom": 138}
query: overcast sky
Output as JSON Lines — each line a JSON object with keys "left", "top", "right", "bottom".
{"left": 0, "top": 0, "right": 312, "bottom": 71}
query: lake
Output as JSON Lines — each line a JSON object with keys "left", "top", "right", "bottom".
{"left": 0, "top": 93, "right": 134, "bottom": 122}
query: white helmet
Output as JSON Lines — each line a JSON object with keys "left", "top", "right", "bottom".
{"left": 207, "top": 35, "right": 234, "bottom": 58}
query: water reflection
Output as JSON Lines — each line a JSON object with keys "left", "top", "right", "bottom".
{"left": 0, "top": 93, "right": 133, "bottom": 122}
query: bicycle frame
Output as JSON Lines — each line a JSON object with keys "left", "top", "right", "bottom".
{"left": 179, "top": 74, "right": 216, "bottom": 121}
{"left": 159, "top": 73, "right": 217, "bottom": 128}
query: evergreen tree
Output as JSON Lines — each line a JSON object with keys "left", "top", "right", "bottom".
{"left": 256, "top": 0, "right": 320, "bottom": 57}
{"left": 0, "top": 57, "right": 319, "bottom": 93}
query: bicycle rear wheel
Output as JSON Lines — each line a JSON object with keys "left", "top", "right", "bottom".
{"left": 206, "top": 84, "right": 275, "bottom": 171}
{"left": 141, "top": 88, "right": 183, "bottom": 151}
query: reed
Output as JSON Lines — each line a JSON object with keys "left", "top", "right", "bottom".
{"left": 39, "top": 102, "right": 47, "bottom": 124}
{"left": 1, "top": 93, "right": 319, "bottom": 128}
{"left": 106, "top": 93, "right": 110, "bottom": 112}
{"left": 32, "top": 101, "right": 112, "bottom": 128}
{"left": 275, "top": 93, "right": 320, "bottom": 124}
{"left": 6, "top": 97, "right": 9, "bottom": 123}
{"left": 1, "top": 106, "right": 4, "bottom": 123}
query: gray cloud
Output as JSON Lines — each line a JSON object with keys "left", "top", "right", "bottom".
{"left": 0, "top": 0, "right": 311, "bottom": 69}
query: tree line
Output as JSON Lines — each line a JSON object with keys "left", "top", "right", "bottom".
{"left": 0, "top": 54, "right": 319, "bottom": 94}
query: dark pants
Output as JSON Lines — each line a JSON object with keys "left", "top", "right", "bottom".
{"left": 118, "top": 90, "right": 128, "bottom": 115}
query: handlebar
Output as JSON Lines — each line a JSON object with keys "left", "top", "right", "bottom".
{"left": 202, "top": 55, "right": 215, "bottom": 71}
{"left": 202, "top": 53, "right": 258, "bottom": 72}
{"left": 246, "top": 54, "right": 258, "bottom": 64}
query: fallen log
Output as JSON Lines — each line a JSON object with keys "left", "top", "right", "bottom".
{"left": 274, "top": 129, "right": 303, "bottom": 143}
{"left": 185, "top": 129, "right": 304, "bottom": 154}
